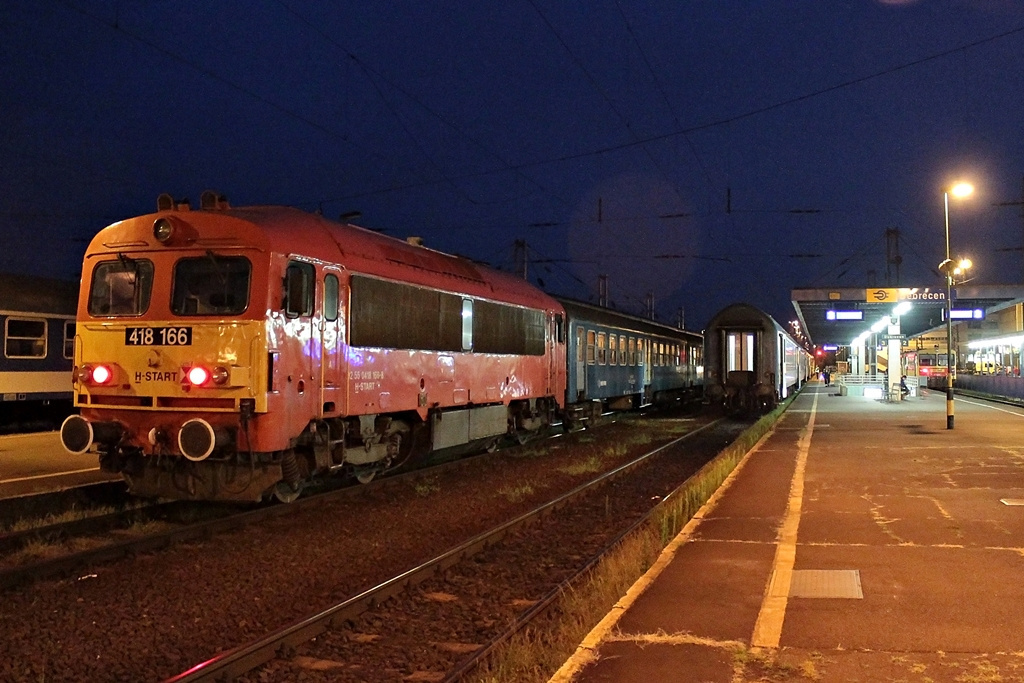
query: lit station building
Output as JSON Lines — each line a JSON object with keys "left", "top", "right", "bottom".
{"left": 791, "top": 285, "right": 1024, "bottom": 402}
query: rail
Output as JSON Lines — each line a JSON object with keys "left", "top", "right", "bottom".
{"left": 162, "top": 419, "right": 724, "bottom": 683}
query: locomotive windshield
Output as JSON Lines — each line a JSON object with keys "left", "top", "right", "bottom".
{"left": 171, "top": 254, "right": 250, "bottom": 316}
{"left": 88, "top": 257, "right": 154, "bottom": 316}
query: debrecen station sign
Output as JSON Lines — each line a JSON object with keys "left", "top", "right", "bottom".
{"left": 865, "top": 288, "right": 945, "bottom": 303}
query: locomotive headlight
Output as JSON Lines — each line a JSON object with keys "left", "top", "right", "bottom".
{"left": 153, "top": 217, "right": 175, "bottom": 243}
{"left": 91, "top": 365, "right": 113, "bottom": 385}
{"left": 211, "top": 366, "right": 229, "bottom": 385}
{"left": 76, "top": 364, "right": 115, "bottom": 385}
{"left": 183, "top": 365, "right": 229, "bottom": 387}
{"left": 187, "top": 366, "right": 211, "bottom": 386}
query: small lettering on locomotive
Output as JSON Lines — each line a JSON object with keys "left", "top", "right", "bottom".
{"left": 134, "top": 371, "right": 180, "bottom": 382}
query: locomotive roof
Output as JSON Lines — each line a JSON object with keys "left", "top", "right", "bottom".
{"left": 557, "top": 297, "right": 701, "bottom": 342}
{"left": 0, "top": 272, "right": 78, "bottom": 316}
{"left": 90, "top": 204, "right": 561, "bottom": 312}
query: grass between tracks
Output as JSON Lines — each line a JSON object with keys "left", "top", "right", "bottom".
{"left": 465, "top": 405, "right": 787, "bottom": 683}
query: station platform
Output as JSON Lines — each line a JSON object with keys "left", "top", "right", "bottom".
{"left": 552, "top": 382, "right": 1024, "bottom": 682}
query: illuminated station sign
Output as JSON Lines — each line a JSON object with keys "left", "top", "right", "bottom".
{"left": 946, "top": 308, "right": 985, "bottom": 320}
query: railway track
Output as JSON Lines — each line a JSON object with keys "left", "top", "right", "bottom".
{"left": 0, "top": 409, "right": 725, "bottom": 681}
{"left": 0, "top": 418, "right": 639, "bottom": 591}
{"left": 163, "top": 415, "right": 752, "bottom": 682}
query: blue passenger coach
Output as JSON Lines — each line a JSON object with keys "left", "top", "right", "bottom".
{"left": 558, "top": 298, "right": 703, "bottom": 425}
{"left": 0, "top": 273, "right": 77, "bottom": 415}
{"left": 704, "top": 302, "right": 811, "bottom": 413}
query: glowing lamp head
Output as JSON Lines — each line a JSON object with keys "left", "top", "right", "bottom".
{"left": 950, "top": 182, "right": 974, "bottom": 199}
{"left": 79, "top": 364, "right": 113, "bottom": 385}
{"left": 187, "top": 366, "right": 211, "bottom": 386}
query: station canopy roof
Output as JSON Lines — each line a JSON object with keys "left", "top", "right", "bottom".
{"left": 790, "top": 284, "right": 1024, "bottom": 347}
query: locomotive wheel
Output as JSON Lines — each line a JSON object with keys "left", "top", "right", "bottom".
{"left": 273, "top": 481, "right": 303, "bottom": 503}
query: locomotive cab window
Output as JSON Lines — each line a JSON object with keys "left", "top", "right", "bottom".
{"left": 5, "top": 318, "right": 45, "bottom": 358}
{"left": 172, "top": 254, "right": 251, "bottom": 316}
{"left": 284, "top": 261, "right": 315, "bottom": 318}
{"left": 88, "top": 258, "right": 154, "bottom": 317}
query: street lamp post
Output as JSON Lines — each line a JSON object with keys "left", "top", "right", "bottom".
{"left": 941, "top": 182, "right": 974, "bottom": 430}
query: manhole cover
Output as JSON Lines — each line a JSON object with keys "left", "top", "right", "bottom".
{"left": 772, "top": 569, "right": 863, "bottom": 599}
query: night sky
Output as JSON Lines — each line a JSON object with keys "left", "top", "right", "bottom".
{"left": 3, "top": 1, "right": 1024, "bottom": 333}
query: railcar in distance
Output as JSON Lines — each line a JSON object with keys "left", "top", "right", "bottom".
{"left": 704, "top": 302, "right": 811, "bottom": 414}
{"left": 60, "top": 192, "right": 565, "bottom": 502}
{"left": 0, "top": 273, "right": 77, "bottom": 428}
{"left": 559, "top": 298, "right": 703, "bottom": 425}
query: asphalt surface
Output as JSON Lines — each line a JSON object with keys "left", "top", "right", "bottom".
{"left": 552, "top": 382, "right": 1024, "bottom": 683}
{"left": 0, "top": 431, "right": 116, "bottom": 499}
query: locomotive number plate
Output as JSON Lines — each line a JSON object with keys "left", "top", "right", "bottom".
{"left": 125, "top": 327, "right": 193, "bottom": 346}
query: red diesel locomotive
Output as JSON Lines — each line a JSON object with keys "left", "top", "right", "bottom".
{"left": 61, "top": 192, "right": 566, "bottom": 501}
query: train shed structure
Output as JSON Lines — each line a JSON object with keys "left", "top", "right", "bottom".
{"left": 791, "top": 284, "right": 1024, "bottom": 399}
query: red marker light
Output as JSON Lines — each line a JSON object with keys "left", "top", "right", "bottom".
{"left": 187, "top": 366, "right": 211, "bottom": 386}
{"left": 91, "top": 365, "right": 113, "bottom": 385}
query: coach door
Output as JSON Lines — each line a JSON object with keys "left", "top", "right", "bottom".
{"left": 575, "top": 326, "right": 586, "bottom": 398}
{"left": 642, "top": 338, "right": 653, "bottom": 402}
{"left": 319, "top": 268, "right": 346, "bottom": 418}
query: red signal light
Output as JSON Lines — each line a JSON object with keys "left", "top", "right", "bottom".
{"left": 187, "top": 366, "right": 211, "bottom": 386}
{"left": 91, "top": 364, "right": 113, "bottom": 385}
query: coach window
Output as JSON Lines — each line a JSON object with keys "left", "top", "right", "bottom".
{"left": 324, "top": 274, "right": 339, "bottom": 322}
{"left": 727, "top": 332, "right": 756, "bottom": 372}
{"left": 609, "top": 335, "right": 617, "bottom": 365}
{"left": 173, "top": 255, "right": 251, "bottom": 316}
{"left": 6, "top": 318, "right": 45, "bottom": 358}
{"left": 64, "top": 321, "right": 75, "bottom": 358}
{"left": 597, "top": 332, "right": 607, "bottom": 365}
{"left": 284, "top": 261, "right": 315, "bottom": 318}
{"left": 586, "top": 330, "right": 596, "bottom": 364}
{"left": 628, "top": 337, "right": 635, "bottom": 365}
{"left": 462, "top": 299, "right": 473, "bottom": 351}
{"left": 88, "top": 258, "right": 154, "bottom": 317}
{"left": 576, "top": 327, "right": 585, "bottom": 362}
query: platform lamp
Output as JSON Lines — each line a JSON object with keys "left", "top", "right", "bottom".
{"left": 940, "top": 182, "right": 974, "bottom": 429}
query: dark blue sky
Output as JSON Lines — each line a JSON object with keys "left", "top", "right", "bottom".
{"left": 3, "top": 1, "right": 1024, "bottom": 330}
